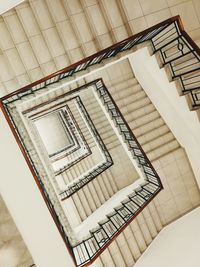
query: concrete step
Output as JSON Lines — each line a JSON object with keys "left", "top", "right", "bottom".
{"left": 128, "top": 110, "right": 160, "bottom": 130}
{"left": 148, "top": 139, "right": 180, "bottom": 162}
{"left": 138, "top": 124, "right": 170, "bottom": 146}
{"left": 143, "top": 132, "right": 175, "bottom": 154}
{"left": 120, "top": 96, "right": 151, "bottom": 116}
{"left": 134, "top": 117, "right": 165, "bottom": 138}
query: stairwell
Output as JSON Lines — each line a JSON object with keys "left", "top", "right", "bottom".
{"left": 1, "top": 2, "right": 200, "bottom": 267}
{"left": 13, "top": 57, "right": 200, "bottom": 267}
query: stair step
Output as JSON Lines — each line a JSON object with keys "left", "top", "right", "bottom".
{"left": 128, "top": 110, "right": 159, "bottom": 130}
{"left": 142, "top": 132, "right": 174, "bottom": 153}
{"left": 134, "top": 117, "right": 165, "bottom": 137}
{"left": 116, "top": 90, "right": 146, "bottom": 108}
{"left": 124, "top": 103, "right": 155, "bottom": 122}
{"left": 120, "top": 96, "right": 151, "bottom": 115}
{"left": 138, "top": 124, "right": 170, "bottom": 145}
{"left": 148, "top": 139, "right": 180, "bottom": 162}
{"left": 109, "top": 77, "right": 138, "bottom": 95}
{"left": 112, "top": 83, "right": 143, "bottom": 100}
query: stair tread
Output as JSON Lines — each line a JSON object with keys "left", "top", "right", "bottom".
{"left": 138, "top": 124, "right": 170, "bottom": 145}
{"left": 120, "top": 96, "right": 151, "bottom": 115}
{"left": 134, "top": 117, "right": 165, "bottom": 137}
{"left": 148, "top": 139, "right": 180, "bottom": 161}
{"left": 128, "top": 110, "right": 160, "bottom": 130}
{"left": 142, "top": 132, "right": 175, "bottom": 153}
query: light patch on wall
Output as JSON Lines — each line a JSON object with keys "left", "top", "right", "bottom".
{"left": 0, "top": 0, "right": 25, "bottom": 15}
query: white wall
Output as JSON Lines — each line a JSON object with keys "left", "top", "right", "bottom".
{"left": 129, "top": 47, "right": 200, "bottom": 187}
{"left": 0, "top": 0, "right": 25, "bottom": 14}
{"left": 0, "top": 110, "right": 75, "bottom": 267}
{"left": 34, "top": 113, "right": 71, "bottom": 155}
{"left": 134, "top": 207, "right": 200, "bottom": 267}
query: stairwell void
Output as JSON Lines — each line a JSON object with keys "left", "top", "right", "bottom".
{"left": 0, "top": 16, "right": 200, "bottom": 267}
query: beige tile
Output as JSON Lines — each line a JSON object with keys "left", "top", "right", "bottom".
{"left": 118, "top": 59, "right": 132, "bottom": 75}
{"left": 163, "top": 161, "right": 181, "bottom": 179}
{"left": 97, "top": 33, "right": 113, "bottom": 49}
{"left": 82, "top": 0, "right": 98, "bottom": 7}
{"left": 113, "top": 25, "right": 128, "bottom": 41}
{"left": 28, "top": 67, "right": 43, "bottom": 82}
{"left": 0, "top": 196, "right": 33, "bottom": 266}
{"left": 65, "top": 0, "right": 83, "bottom": 15}
{"left": 139, "top": 0, "right": 168, "bottom": 15}
{"left": 0, "top": 55, "right": 14, "bottom": 81}
{"left": 129, "top": 17, "right": 148, "bottom": 33}
{"left": 173, "top": 147, "right": 185, "bottom": 159}
{"left": 189, "top": 28, "right": 200, "bottom": 42}
{"left": 102, "top": 0, "right": 124, "bottom": 27}
{"left": 30, "top": 35, "right": 52, "bottom": 64}
{"left": 45, "top": 0, "right": 68, "bottom": 23}
{"left": 3, "top": 12, "right": 27, "bottom": 44}
{"left": 40, "top": 60, "right": 56, "bottom": 75}
{"left": 168, "top": 176, "right": 187, "bottom": 196}
{"left": 68, "top": 47, "right": 84, "bottom": 63}
{"left": 188, "top": 186, "right": 200, "bottom": 206}
{"left": 193, "top": 0, "right": 200, "bottom": 22}
{"left": 162, "top": 198, "right": 180, "bottom": 223}
{"left": 30, "top": 0, "right": 54, "bottom": 30}
{"left": 175, "top": 192, "right": 192, "bottom": 213}
{"left": 182, "top": 172, "right": 198, "bottom": 189}
{"left": 159, "top": 152, "right": 176, "bottom": 168}
{"left": 4, "top": 79, "right": 19, "bottom": 92}
{"left": 152, "top": 160, "right": 162, "bottom": 170}
{"left": 167, "top": 0, "right": 189, "bottom": 6}
{"left": 17, "top": 41, "right": 39, "bottom": 70}
{"left": 170, "top": 1, "right": 200, "bottom": 31}
{"left": 87, "top": 5, "right": 108, "bottom": 35}
{"left": 57, "top": 20, "right": 79, "bottom": 50}
{"left": 54, "top": 54, "right": 70, "bottom": 70}
{"left": 146, "top": 8, "right": 171, "bottom": 27}
{"left": 195, "top": 39, "right": 200, "bottom": 46}
{"left": 43, "top": 27, "right": 65, "bottom": 57}
{"left": 0, "top": 20, "right": 14, "bottom": 50}
{"left": 157, "top": 185, "right": 172, "bottom": 204}
{"left": 72, "top": 13, "right": 93, "bottom": 42}
{"left": 5, "top": 48, "right": 25, "bottom": 76}
{"left": 17, "top": 73, "right": 30, "bottom": 87}
{"left": 82, "top": 41, "right": 97, "bottom": 56}
{"left": 176, "top": 157, "right": 193, "bottom": 175}
{"left": 16, "top": 4, "right": 40, "bottom": 37}
{"left": 122, "top": 0, "right": 143, "bottom": 20}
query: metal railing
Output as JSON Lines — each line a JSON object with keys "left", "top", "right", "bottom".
{"left": 1, "top": 78, "right": 162, "bottom": 267}
{"left": 2, "top": 16, "right": 199, "bottom": 108}
{"left": 59, "top": 96, "right": 113, "bottom": 199}
{"left": 1, "top": 17, "right": 179, "bottom": 105}
{"left": 1, "top": 15, "right": 199, "bottom": 267}
{"left": 151, "top": 21, "right": 200, "bottom": 107}
{"left": 49, "top": 107, "right": 84, "bottom": 162}
{"left": 70, "top": 80, "right": 162, "bottom": 266}
{"left": 95, "top": 80, "right": 162, "bottom": 188}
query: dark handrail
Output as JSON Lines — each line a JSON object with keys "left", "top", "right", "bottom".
{"left": 3, "top": 16, "right": 200, "bottom": 107}
{"left": 0, "top": 16, "right": 181, "bottom": 102}
{"left": 70, "top": 80, "right": 162, "bottom": 267}
{"left": 2, "top": 15, "right": 200, "bottom": 267}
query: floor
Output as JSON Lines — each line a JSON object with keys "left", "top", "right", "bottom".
{"left": 134, "top": 207, "right": 200, "bottom": 267}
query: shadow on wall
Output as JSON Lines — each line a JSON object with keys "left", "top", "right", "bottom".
{"left": 0, "top": 195, "right": 33, "bottom": 267}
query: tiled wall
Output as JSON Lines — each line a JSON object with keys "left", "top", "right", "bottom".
{"left": 121, "top": 0, "right": 200, "bottom": 45}
{"left": 0, "top": 195, "right": 33, "bottom": 267}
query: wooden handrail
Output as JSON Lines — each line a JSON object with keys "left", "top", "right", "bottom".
{"left": 2, "top": 15, "right": 200, "bottom": 266}
{"left": 0, "top": 16, "right": 181, "bottom": 102}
